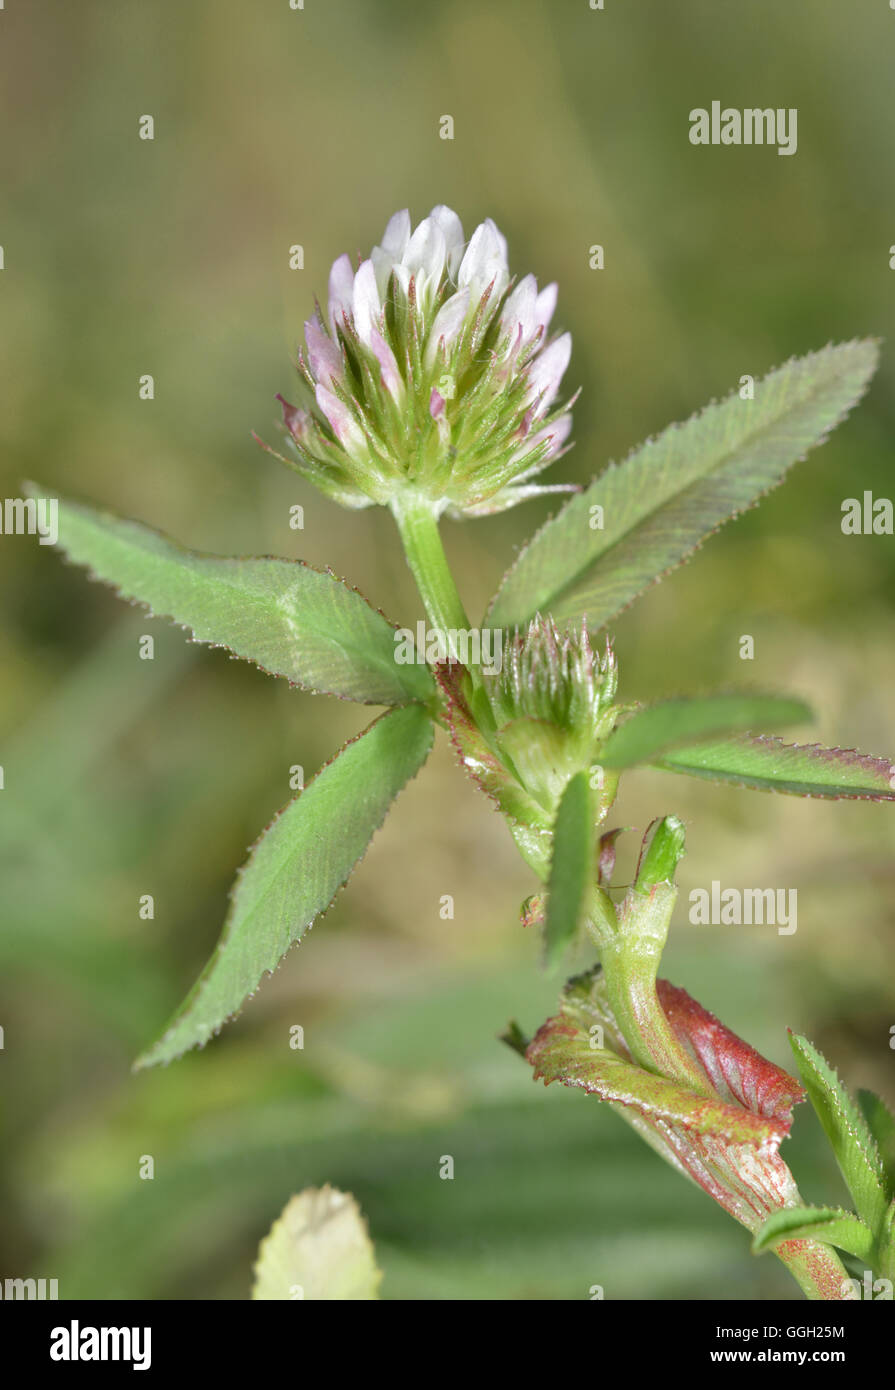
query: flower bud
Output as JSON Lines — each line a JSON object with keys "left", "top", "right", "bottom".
{"left": 482, "top": 616, "right": 619, "bottom": 817}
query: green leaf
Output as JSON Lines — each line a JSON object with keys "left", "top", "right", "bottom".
{"left": 857, "top": 1090, "right": 895, "bottom": 1193}
{"left": 136, "top": 704, "right": 433, "bottom": 1067}
{"left": 789, "top": 1033, "right": 890, "bottom": 1234}
{"left": 880, "top": 1201, "right": 895, "bottom": 1283}
{"left": 602, "top": 694, "right": 812, "bottom": 770}
{"left": 544, "top": 772, "right": 594, "bottom": 971}
{"left": 654, "top": 734, "right": 895, "bottom": 799}
{"left": 487, "top": 341, "right": 879, "bottom": 632}
{"left": 40, "top": 489, "right": 434, "bottom": 705}
{"left": 252, "top": 1187, "right": 382, "bottom": 1300}
{"left": 752, "top": 1206, "right": 874, "bottom": 1261}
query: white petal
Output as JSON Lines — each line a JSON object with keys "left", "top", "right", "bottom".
{"left": 392, "top": 263, "right": 413, "bottom": 298}
{"left": 452, "top": 480, "right": 577, "bottom": 518}
{"left": 371, "top": 248, "right": 396, "bottom": 299}
{"left": 527, "top": 332, "right": 572, "bottom": 415}
{"left": 458, "top": 218, "right": 509, "bottom": 303}
{"left": 489, "top": 218, "right": 508, "bottom": 263}
{"left": 351, "top": 258, "right": 381, "bottom": 346}
{"left": 428, "top": 205, "right": 465, "bottom": 279}
{"left": 404, "top": 217, "right": 447, "bottom": 287}
{"left": 372, "top": 210, "right": 411, "bottom": 297}
{"left": 380, "top": 208, "right": 411, "bottom": 257}
{"left": 328, "top": 253, "right": 355, "bottom": 332}
{"left": 424, "top": 289, "right": 470, "bottom": 367}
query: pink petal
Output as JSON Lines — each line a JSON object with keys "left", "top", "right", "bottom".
{"left": 315, "top": 382, "right": 365, "bottom": 452}
{"left": 370, "top": 327, "right": 404, "bottom": 400}
{"left": 527, "top": 332, "right": 572, "bottom": 416}
{"left": 304, "top": 317, "right": 342, "bottom": 388}
{"left": 276, "top": 394, "right": 310, "bottom": 443}
{"left": 534, "top": 282, "right": 558, "bottom": 334}
{"left": 512, "top": 414, "right": 573, "bottom": 478}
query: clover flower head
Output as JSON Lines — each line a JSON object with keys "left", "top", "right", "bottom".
{"left": 259, "top": 206, "right": 577, "bottom": 517}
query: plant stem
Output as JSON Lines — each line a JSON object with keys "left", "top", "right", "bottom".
{"left": 390, "top": 503, "right": 856, "bottom": 1304}
{"left": 391, "top": 490, "right": 496, "bottom": 738}
{"left": 599, "top": 882, "right": 714, "bottom": 1095}
{"left": 775, "top": 1240, "right": 857, "bottom": 1301}
{"left": 390, "top": 492, "right": 472, "bottom": 654}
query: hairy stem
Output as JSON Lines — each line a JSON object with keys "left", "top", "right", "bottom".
{"left": 775, "top": 1240, "right": 857, "bottom": 1301}
{"left": 391, "top": 490, "right": 495, "bottom": 738}
{"left": 390, "top": 492, "right": 472, "bottom": 654}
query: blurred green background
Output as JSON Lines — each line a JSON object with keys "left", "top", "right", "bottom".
{"left": 2, "top": 0, "right": 894, "bottom": 1300}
